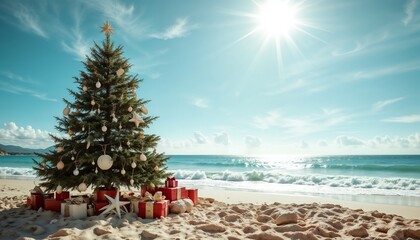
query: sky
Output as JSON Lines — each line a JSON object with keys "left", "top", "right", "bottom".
{"left": 0, "top": 0, "right": 419, "bottom": 155}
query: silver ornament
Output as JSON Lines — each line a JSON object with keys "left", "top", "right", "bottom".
{"left": 118, "top": 145, "right": 123, "bottom": 151}
{"left": 121, "top": 168, "right": 126, "bottom": 175}
{"left": 71, "top": 156, "right": 75, "bottom": 161}
{"left": 95, "top": 168, "right": 98, "bottom": 174}
{"left": 131, "top": 161, "right": 137, "bottom": 168}
{"left": 101, "top": 125, "right": 107, "bottom": 132}
{"left": 91, "top": 99, "right": 96, "bottom": 106}
{"left": 73, "top": 168, "right": 79, "bottom": 176}
{"left": 96, "top": 81, "right": 101, "bottom": 88}
{"left": 130, "top": 179, "right": 134, "bottom": 185}
{"left": 140, "top": 153, "right": 147, "bottom": 161}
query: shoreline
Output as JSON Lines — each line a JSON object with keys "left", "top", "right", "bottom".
{"left": 1, "top": 178, "right": 419, "bottom": 220}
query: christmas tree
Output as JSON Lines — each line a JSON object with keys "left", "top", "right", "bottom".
{"left": 34, "top": 21, "right": 170, "bottom": 192}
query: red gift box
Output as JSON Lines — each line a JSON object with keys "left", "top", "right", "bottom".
{"left": 26, "top": 197, "right": 31, "bottom": 208}
{"left": 141, "top": 186, "right": 156, "bottom": 197}
{"left": 94, "top": 201, "right": 109, "bottom": 215}
{"left": 165, "top": 177, "right": 178, "bottom": 188}
{"left": 158, "top": 187, "right": 186, "bottom": 202}
{"left": 138, "top": 200, "right": 169, "bottom": 219}
{"left": 187, "top": 189, "right": 198, "bottom": 205}
{"left": 44, "top": 198, "right": 63, "bottom": 212}
{"left": 56, "top": 191, "right": 70, "bottom": 201}
{"left": 31, "top": 192, "right": 54, "bottom": 210}
{"left": 96, "top": 188, "right": 117, "bottom": 202}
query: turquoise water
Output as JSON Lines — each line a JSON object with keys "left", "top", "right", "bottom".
{"left": 1, "top": 155, "right": 419, "bottom": 199}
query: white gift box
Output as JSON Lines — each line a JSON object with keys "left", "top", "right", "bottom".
{"left": 61, "top": 202, "right": 87, "bottom": 219}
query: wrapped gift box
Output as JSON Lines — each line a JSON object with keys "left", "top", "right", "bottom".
{"left": 157, "top": 187, "right": 186, "bottom": 202}
{"left": 55, "top": 191, "right": 70, "bottom": 201}
{"left": 165, "top": 177, "right": 178, "bottom": 188}
{"left": 45, "top": 198, "right": 63, "bottom": 212}
{"left": 26, "top": 197, "right": 31, "bottom": 208}
{"left": 138, "top": 200, "right": 169, "bottom": 219}
{"left": 141, "top": 186, "right": 156, "bottom": 197}
{"left": 96, "top": 189, "right": 117, "bottom": 202}
{"left": 94, "top": 201, "right": 109, "bottom": 215}
{"left": 31, "top": 192, "right": 54, "bottom": 210}
{"left": 61, "top": 202, "right": 87, "bottom": 219}
{"left": 130, "top": 198, "right": 142, "bottom": 214}
{"left": 187, "top": 189, "right": 198, "bottom": 205}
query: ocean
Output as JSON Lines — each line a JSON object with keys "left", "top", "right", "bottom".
{"left": 1, "top": 155, "right": 420, "bottom": 206}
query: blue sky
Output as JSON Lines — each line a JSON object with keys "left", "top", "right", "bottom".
{"left": 0, "top": 0, "right": 419, "bottom": 155}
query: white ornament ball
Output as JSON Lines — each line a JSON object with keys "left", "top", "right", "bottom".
{"left": 56, "top": 185, "right": 62, "bottom": 194}
{"left": 154, "top": 166, "right": 159, "bottom": 171}
{"left": 97, "top": 108, "right": 101, "bottom": 114}
{"left": 140, "top": 153, "right": 147, "bottom": 162}
{"left": 121, "top": 168, "right": 126, "bottom": 175}
{"left": 119, "top": 123, "right": 122, "bottom": 129}
{"left": 57, "top": 160, "right": 64, "bottom": 170}
{"left": 92, "top": 160, "right": 95, "bottom": 165}
{"left": 71, "top": 156, "right": 75, "bottom": 161}
{"left": 91, "top": 100, "right": 96, "bottom": 106}
{"left": 131, "top": 161, "right": 137, "bottom": 168}
{"left": 56, "top": 146, "right": 64, "bottom": 153}
{"left": 97, "top": 154, "right": 113, "bottom": 170}
{"left": 78, "top": 182, "right": 87, "bottom": 192}
{"left": 130, "top": 179, "right": 134, "bottom": 186}
{"left": 112, "top": 117, "right": 118, "bottom": 123}
{"left": 128, "top": 106, "right": 133, "bottom": 112}
{"left": 141, "top": 105, "right": 149, "bottom": 115}
{"left": 126, "top": 141, "right": 131, "bottom": 146}
{"left": 95, "top": 168, "right": 98, "bottom": 174}
{"left": 82, "top": 126, "right": 85, "bottom": 131}
{"left": 82, "top": 85, "right": 87, "bottom": 92}
{"left": 73, "top": 168, "right": 79, "bottom": 176}
{"left": 118, "top": 145, "right": 123, "bottom": 151}
{"left": 63, "top": 106, "right": 70, "bottom": 116}
{"left": 96, "top": 81, "right": 101, "bottom": 88}
{"left": 101, "top": 125, "right": 107, "bottom": 132}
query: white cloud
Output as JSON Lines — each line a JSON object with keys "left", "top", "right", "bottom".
{"left": 383, "top": 114, "right": 420, "bottom": 123}
{"left": 300, "top": 141, "right": 309, "bottom": 149}
{"left": 214, "top": 132, "right": 229, "bottom": 146}
{"left": 245, "top": 135, "right": 261, "bottom": 148}
{"left": 317, "top": 140, "right": 328, "bottom": 147}
{"left": 373, "top": 97, "right": 404, "bottom": 111}
{"left": 335, "top": 135, "right": 364, "bottom": 146}
{"left": 7, "top": 2, "right": 48, "bottom": 38}
{"left": 61, "top": 13, "right": 89, "bottom": 60}
{"left": 353, "top": 61, "right": 420, "bottom": 80}
{"left": 193, "top": 98, "right": 209, "bottom": 108}
{"left": 252, "top": 110, "right": 281, "bottom": 129}
{"left": 0, "top": 81, "right": 57, "bottom": 102}
{"left": 403, "top": 0, "right": 417, "bottom": 26}
{"left": 194, "top": 131, "right": 208, "bottom": 144}
{"left": 150, "top": 18, "right": 196, "bottom": 40}
{"left": 85, "top": 0, "right": 146, "bottom": 39}
{"left": 368, "top": 133, "right": 420, "bottom": 149}
{"left": 0, "top": 122, "right": 53, "bottom": 148}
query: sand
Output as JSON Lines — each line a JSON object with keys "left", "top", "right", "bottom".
{"left": 0, "top": 179, "right": 419, "bottom": 240}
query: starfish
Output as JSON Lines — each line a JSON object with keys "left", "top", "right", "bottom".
{"left": 129, "top": 112, "right": 144, "bottom": 128}
{"left": 99, "top": 189, "right": 130, "bottom": 219}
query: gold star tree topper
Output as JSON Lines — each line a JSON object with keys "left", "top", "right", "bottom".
{"left": 101, "top": 20, "right": 113, "bottom": 36}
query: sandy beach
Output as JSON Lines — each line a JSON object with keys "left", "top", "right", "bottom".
{"left": 0, "top": 179, "right": 419, "bottom": 240}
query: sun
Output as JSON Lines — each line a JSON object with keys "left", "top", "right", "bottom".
{"left": 257, "top": 1, "right": 298, "bottom": 38}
